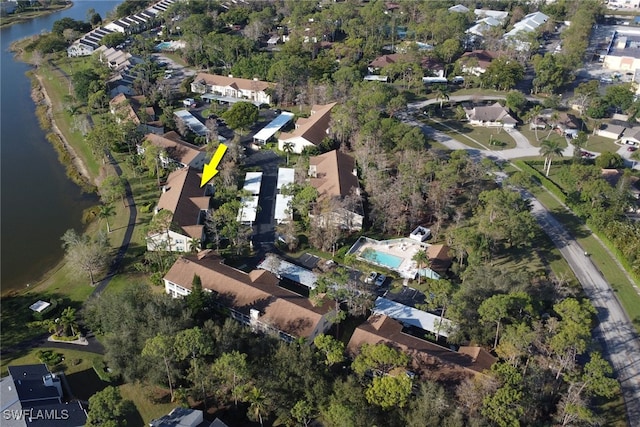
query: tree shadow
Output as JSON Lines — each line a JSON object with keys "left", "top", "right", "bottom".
{"left": 66, "top": 368, "right": 109, "bottom": 401}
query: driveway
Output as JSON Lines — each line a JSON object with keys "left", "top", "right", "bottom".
{"left": 408, "top": 94, "right": 540, "bottom": 111}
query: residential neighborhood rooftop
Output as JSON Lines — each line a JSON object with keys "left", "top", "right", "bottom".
{"left": 309, "top": 150, "right": 359, "bottom": 199}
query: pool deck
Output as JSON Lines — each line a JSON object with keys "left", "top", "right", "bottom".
{"left": 354, "top": 238, "right": 425, "bottom": 279}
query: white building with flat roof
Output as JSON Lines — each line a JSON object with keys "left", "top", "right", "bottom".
{"left": 602, "top": 29, "right": 640, "bottom": 72}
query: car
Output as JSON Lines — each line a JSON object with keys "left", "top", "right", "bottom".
{"left": 628, "top": 146, "right": 638, "bottom": 152}
{"left": 581, "top": 151, "right": 594, "bottom": 158}
{"left": 600, "top": 77, "right": 613, "bottom": 83}
{"left": 374, "top": 274, "right": 387, "bottom": 287}
{"left": 365, "top": 272, "right": 377, "bottom": 284}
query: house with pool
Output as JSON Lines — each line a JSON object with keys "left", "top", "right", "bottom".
{"left": 347, "top": 236, "right": 451, "bottom": 280}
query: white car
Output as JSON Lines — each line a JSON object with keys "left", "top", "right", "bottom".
{"left": 365, "top": 272, "right": 377, "bottom": 284}
{"left": 374, "top": 274, "right": 387, "bottom": 287}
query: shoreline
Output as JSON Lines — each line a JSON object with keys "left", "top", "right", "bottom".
{"left": 0, "top": 2, "right": 73, "bottom": 29}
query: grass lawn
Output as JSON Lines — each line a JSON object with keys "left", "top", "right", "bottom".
{"left": 0, "top": 3, "right": 71, "bottom": 28}
{"left": 426, "top": 118, "right": 516, "bottom": 150}
{"left": 582, "top": 134, "right": 622, "bottom": 154}
{"left": 120, "top": 382, "right": 175, "bottom": 426}
{"left": 518, "top": 127, "right": 568, "bottom": 148}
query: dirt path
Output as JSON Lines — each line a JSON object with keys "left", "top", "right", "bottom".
{"left": 34, "top": 73, "right": 93, "bottom": 185}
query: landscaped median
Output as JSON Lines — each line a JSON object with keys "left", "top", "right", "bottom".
{"left": 513, "top": 159, "right": 640, "bottom": 331}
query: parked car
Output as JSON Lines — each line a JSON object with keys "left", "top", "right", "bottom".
{"left": 628, "top": 146, "right": 638, "bottom": 152}
{"left": 365, "top": 272, "right": 377, "bottom": 284}
{"left": 374, "top": 274, "right": 387, "bottom": 287}
{"left": 581, "top": 151, "right": 594, "bottom": 157}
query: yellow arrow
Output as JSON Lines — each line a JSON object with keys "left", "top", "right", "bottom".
{"left": 200, "top": 143, "right": 228, "bottom": 187}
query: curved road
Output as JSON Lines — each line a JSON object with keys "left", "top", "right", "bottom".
{"left": 404, "top": 108, "right": 640, "bottom": 425}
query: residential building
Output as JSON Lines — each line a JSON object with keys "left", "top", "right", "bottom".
{"left": 1, "top": 1, "right": 18, "bottom": 15}
{"left": 95, "top": 45, "right": 141, "bottom": 70}
{"left": 596, "top": 122, "right": 627, "bottom": 140}
{"left": 308, "top": 150, "right": 363, "bottom": 230}
{"left": 146, "top": 167, "right": 213, "bottom": 252}
{"left": 459, "top": 50, "right": 501, "bottom": 75}
{"left": 347, "top": 314, "right": 496, "bottom": 381}
{"left": 163, "top": 251, "right": 334, "bottom": 343}
{"left": 622, "top": 126, "right": 640, "bottom": 145}
{"left": 278, "top": 103, "right": 336, "bottom": 153}
{"left": 67, "top": 0, "right": 171, "bottom": 57}
{"left": 448, "top": 4, "right": 470, "bottom": 13}
{"left": 467, "top": 17, "right": 502, "bottom": 37}
{"left": 0, "top": 364, "right": 87, "bottom": 427}
{"left": 608, "top": 0, "right": 640, "bottom": 9}
{"left": 190, "top": 73, "right": 273, "bottom": 105}
{"left": 368, "top": 54, "right": 445, "bottom": 77}
{"left": 237, "top": 172, "right": 262, "bottom": 226}
{"left": 149, "top": 407, "right": 205, "bottom": 427}
{"left": 109, "top": 93, "right": 164, "bottom": 134}
{"left": 503, "top": 11, "right": 549, "bottom": 50}
{"left": 140, "top": 132, "right": 207, "bottom": 170}
{"left": 464, "top": 101, "right": 517, "bottom": 128}
{"left": 474, "top": 8, "right": 509, "bottom": 23}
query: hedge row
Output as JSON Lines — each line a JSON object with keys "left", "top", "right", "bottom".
{"left": 515, "top": 160, "right": 567, "bottom": 202}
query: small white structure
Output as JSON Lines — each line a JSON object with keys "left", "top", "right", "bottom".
{"left": 410, "top": 226, "right": 431, "bottom": 242}
{"left": 29, "top": 301, "right": 51, "bottom": 313}
{"left": 275, "top": 194, "right": 293, "bottom": 224}
{"left": 464, "top": 102, "right": 517, "bottom": 128}
{"left": 364, "top": 75, "right": 389, "bottom": 82}
{"left": 596, "top": 123, "right": 626, "bottom": 140}
{"left": 448, "top": 4, "right": 470, "bottom": 13}
{"left": 373, "top": 297, "right": 454, "bottom": 338}
{"left": 237, "top": 196, "right": 259, "bottom": 225}
{"left": 243, "top": 172, "right": 263, "bottom": 195}
{"left": 191, "top": 73, "right": 273, "bottom": 105}
{"left": 174, "top": 109, "right": 208, "bottom": 137}
{"left": 276, "top": 168, "right": 295, "bottom": 192}
{"left": 253, "top": 112, "right": 295, "bottom": 144}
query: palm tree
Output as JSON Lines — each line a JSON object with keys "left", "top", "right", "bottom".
{"left": 434, "top": 85, "right": 450, "bottom": 110}
{"left": 247, "top": 386, "right": 268, "bottom": 427}
{"left": 98, "top": 204, "right": 115, "bottom": 233}
{"left": 546, "top": 111, "right": 560, "bottom": 138}
{"left": 59, "top": 307, "right": 78, "bottom": 337}
{"left": 412, "top": 249, "right": 430, "bottom": 285}
{"left": 539, "top": 139, "right": 563, "bottom": 176}
{"left": 189, "top": 238, "right": 201, "bottom": 253}
{"left": 282, "top": 141, "right": 294, "bottom": 165}
{"left": 529, "top": 105, "right": 543, "bottom": 141}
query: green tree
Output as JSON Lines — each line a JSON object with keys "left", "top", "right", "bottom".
{"left": 86, "top": 386, "right": 134, "bottom": 427}
{"left": 539, "top": 139, "right": 563, "bottom": 176}
{"left": 412, "top": 249, "right": 429, "bottom": 285}
{"left": 595, "top": 151, "right": 624, "bottom": 169}
{"left": 365, "top": 374, "right": 413, "bottom": 410}
{"left": 211, "top": 351, "right": 250, "bottom": 407}
{"left": 550, "top": 298, "right": 596, "bottom": 379}
{"left": 505, "top": 90, "right": 527, "bottom": 116}
{"left": 352, "top": 343, "right": 409, "bottom": 377}
{"left": 291, "top": 400, "right": 315, "bottom": 427}
{"left": 282, "top": 141, "right": 294, "bottom": 166}
{"left": 481, "top": 58, "right": 524, "bottom": 91}
{"left": 433, "top": 84, "right": 449, "bottom": 110}
{"left": 174, "top": 327, "right": 214, "bottom": 408}
{"left": 101, "top": 32, "right": 127, "bottom": 48}
{"left": 142, "top": 333, "right": 177, "bottom": 402}
{"left": 532, "top": 53, "right": 570, "bottom": 94}
{"left": 72, "top": 69, "right": 101, "bottom": 103}
{"left": 482, "top": 363, "right": 524, "bottom": 427}
{"left": 604, "top": 83, "right": 634, "bottom": 112}
{"left": 98, "top": 204, "right": 115, "bottom": 233}
{"left": 246, "top": 386, "right": 270, "bottom": 427}
{"left": 59, "top": 306, "right": 78, "bottom": 337}
{"left": 185, "top": 274, "right": 205, "bottom": 321}
{"left": 313, "top": 334, "right": 345, "bottom": 366}
{"left": 100, "top": 175, "right": 126, "bottom": 207}
{"left": 222, "top": 101, "right": 259, "bottom": 134}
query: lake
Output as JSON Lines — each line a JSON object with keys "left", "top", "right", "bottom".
{"left": 1, "top": 1, "right": 123, "bottom": 294}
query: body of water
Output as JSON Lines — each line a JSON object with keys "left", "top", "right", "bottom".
{"left": 1, "top": 1, "right": 122, "bottom": 294}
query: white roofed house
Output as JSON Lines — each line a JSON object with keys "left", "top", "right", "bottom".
{"left": 147, "top": 168, "right": 214, "bottom": 253}
{"left": 190, "top": 73, "right": 273, "bottom": 105}
{"left": 464, "top": 101, "right": 517, "bottom": 128}
{"left": 278, "top": 103, "right": 336, "bottom": 154}
{"left": 308, "top": 150, "right": 363, "bottom": 231}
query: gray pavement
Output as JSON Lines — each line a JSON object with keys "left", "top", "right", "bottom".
{"left": 528, "top": 196, "right": 640, "bottom": 426}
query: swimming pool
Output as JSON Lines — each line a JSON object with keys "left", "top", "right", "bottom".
{"left": 155, "top": 42, "right": 172, "bottom": 51}
{"left": 361, "top": 249, "right": 403, "bottom": 269}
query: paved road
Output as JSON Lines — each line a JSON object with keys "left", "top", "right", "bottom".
{"left": 407, "top": 114, "right": 640, "bottom": 425}
{"left": 529, "top": 197, "right": 640, "bottom": 426}
{"left": 408, "top": 94, "right": 540, "bottom": 110}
